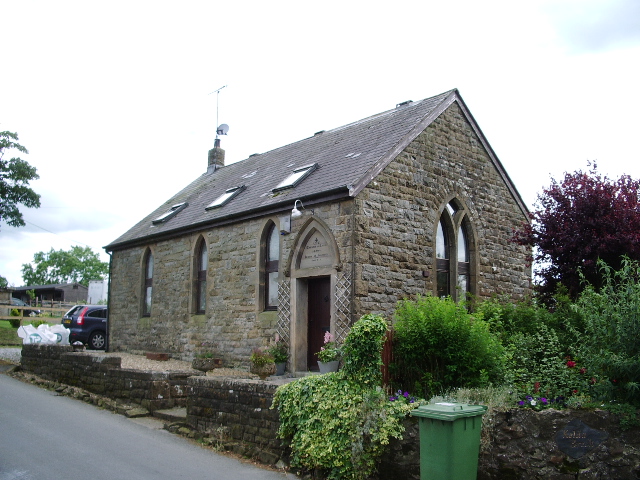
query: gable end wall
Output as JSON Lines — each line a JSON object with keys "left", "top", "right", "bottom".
{"left": 353, "top": 102, "right": 531, "bottom": 317}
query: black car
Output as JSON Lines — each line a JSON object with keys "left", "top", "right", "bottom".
{"left": 11, "top": 297, "right": 41, "bottom": 316}
{"left": 62, "top": 305, "right": 108, "bottom": 350}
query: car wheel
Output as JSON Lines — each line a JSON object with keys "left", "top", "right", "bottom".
{"left": 89, "top": 331, "right": 106, "bottom": 350}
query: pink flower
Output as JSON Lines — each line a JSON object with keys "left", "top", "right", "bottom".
{"left": 566, "top": 360, "right": 576, "bottom": 368}
{"left": 324, "top": 332, "right": 334, "bottom": 344}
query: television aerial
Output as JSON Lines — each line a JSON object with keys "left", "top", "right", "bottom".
{"left": 209, "top": 85, "right": 228, "bottom": 140}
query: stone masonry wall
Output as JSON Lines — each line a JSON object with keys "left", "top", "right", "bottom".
{"left": 20, "top": 347, "right": 640, "bottom": 478}
{"left": 380, "top": 409, "right": 640, "bottom": 480}
{"left": 353, "top": 102, "right": 531, "bottom": 317}
{"left": 109, "top": 201, "right": 354, "bottom": 365}
{"left": 20, "top": 345, "right": 197, "bottom": 411}
{"left": 187, "top": 376, "right": 284, "bottom": 465}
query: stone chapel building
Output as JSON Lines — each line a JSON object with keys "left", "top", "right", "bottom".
{"left": 105, "top": 89, "right": 531, "bottom": 371}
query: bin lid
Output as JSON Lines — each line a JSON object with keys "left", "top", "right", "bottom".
{"left": 411, "top": 402, "right": 488, "bottom": 420}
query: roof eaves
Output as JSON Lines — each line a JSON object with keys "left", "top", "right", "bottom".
{"left": 105, "top": 186, "right": 352, "bottom": 252}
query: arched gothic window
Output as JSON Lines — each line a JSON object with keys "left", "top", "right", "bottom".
{"left": 143, "top": 249, "right": 154, "bottom": 316}
{"left": 435, "top": 199, "right": 474, "bottom": 301}
{"left": 264, "top": 222, "right": 280, "bottom": 310}
{"left": 436, "top": 219, "right": 451, "bottom": 298}
{"left": 195, "top": 239, "right": 208, "bottom": 314}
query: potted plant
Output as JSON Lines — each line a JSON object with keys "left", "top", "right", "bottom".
{"left": 317, "top": 331, "right": 341, "bottom": 373}
{"left": 250, "top": 348, "right": 276, "bottom": 380}
{"left": 192, "top": 342, "right": 223, "bottom": 371}
{"left": 268, "top": 334, "right": 289, "bottom": 375}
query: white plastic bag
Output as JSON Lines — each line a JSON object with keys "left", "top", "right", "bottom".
{"left": 17, "top": 324, "right": 70, "bottom": 345}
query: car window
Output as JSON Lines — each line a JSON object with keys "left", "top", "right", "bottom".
{"left": 64, "top": 305, "right": 84, "bottom": 317}
{"left": 12, "top": 298, "right": 27, "bottom": 306}
{"left": 89, "top": 308, "right": 107, "bottom": 319}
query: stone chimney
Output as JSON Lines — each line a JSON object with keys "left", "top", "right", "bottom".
{"left": 207, "top": 138, "right": 225, "bottom": 173}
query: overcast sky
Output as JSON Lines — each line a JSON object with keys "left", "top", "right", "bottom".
{"left": 2, "top": 0, "right": 639, "bottom": 287}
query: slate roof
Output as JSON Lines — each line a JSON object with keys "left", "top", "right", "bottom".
{"left": 106, "top": 89, "right": 526, "bottom": 251}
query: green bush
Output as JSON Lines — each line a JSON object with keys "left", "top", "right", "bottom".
{"left": 8, "top": 310, "right": 21, "bottom": 328}
{"left": 391, "top": 295, "right": 504, "bottom": 398}
{"left": 476, "top": 292, "right": 581, "bottom": 350}
{"left": 505, "top": 324, "right": 583, "bottom": 400}
{"left": 576, "top": 258, "right": 640, "bottom": 404}
{"left": 272, "top": 314, "right": 417, "bottom": 480}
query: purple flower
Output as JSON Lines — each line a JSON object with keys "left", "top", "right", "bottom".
{"left": 540, "top": 398, "right": 548, "bottom": 405}
{"left": 403, "top": 391, "right": 410, "bottom": 398}
{"left": 518, "top": 401, "right": 525, "bottom": 406}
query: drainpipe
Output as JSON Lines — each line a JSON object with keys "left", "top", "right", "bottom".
{"left": 105, "top": 251, "right": 112, "bottom": 352}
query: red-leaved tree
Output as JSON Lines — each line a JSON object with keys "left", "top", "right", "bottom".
{"left": 514, "top": 163, "right": 640, "bottom": 302}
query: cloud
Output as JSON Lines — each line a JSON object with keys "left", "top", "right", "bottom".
{"left": 543, "top": 0, "right": 640, "bottom": 53}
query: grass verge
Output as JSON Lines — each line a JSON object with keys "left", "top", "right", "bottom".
{"left": 0, "top": 320, "right": 22, "bottom": 346}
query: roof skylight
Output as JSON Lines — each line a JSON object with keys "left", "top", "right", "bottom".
{"left": 205, "top": 185, "right": 245, "bottom": 210}
{"left": 152, "top": 202, "right": 188, "bottom": 224}
{"left": 272, "top": 163, "right": 317, "bottom": 192}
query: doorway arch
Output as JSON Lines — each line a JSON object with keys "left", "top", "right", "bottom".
{"left": 286, "top": 218, "right": 341, "bottom": 371}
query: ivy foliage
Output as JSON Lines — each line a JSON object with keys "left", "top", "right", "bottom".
{"left": 272, "top": 314, "right": 416, "bottom": 480}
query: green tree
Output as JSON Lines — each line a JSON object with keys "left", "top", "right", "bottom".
{"left": 0, "top": 131, "right": 41, "bottom": 228}
{"left": 0, "top": 275, "right": 8, "bottom": 288}
{"left": 21, "top": 246, "right": 108, "bottom": 286}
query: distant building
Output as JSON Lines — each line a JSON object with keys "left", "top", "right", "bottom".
{"left": 105, "top": 89, "right": 531, "bottom": 371}
{"left": 12, "top": 283, "right": 88, "bottom": 304}
{"left": 88, "top": 280, "right": 109, "bottom": 304}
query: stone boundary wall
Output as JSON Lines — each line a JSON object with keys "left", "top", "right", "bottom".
{"left": 20, "top": 345, "right": 199, "bottom": 411}
{"left": 380, "top": 409, "right": 640, "bottom": 480}
{"left": 19, "top": 346, "right": 640, "bottom": 479}
{"left": 187, "top": 376, "right": 284, "bottom": 464}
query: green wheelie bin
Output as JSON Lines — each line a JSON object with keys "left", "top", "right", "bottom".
{"left": 411, "top": 402, "right": 487, "bottom": 480}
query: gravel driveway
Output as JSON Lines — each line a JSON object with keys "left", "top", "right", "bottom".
{"left": 0, "top": 348, "right": 21, "bottom": 364}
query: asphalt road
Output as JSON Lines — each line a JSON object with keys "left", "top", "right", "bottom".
{"left": 0, "top": 373, "right": 291, "bottom": 480}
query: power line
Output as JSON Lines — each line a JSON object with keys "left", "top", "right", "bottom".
{"left": 23, "top": 220, "right": 102, "bottom": 251}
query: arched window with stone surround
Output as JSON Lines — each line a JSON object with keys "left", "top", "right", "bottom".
{"left": 264, "top": 221, "right": 280, "bottom": 311}
{"left": 142, "top": 249, "right": 154, "bottom": 316}
{"left": 435, "top": 199, "right": 475, "bottom": 301}
{"left": 195, "top": 237, "right": 208, "bottom": 314}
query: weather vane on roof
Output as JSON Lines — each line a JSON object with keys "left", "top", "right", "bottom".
{"left": 209, "top": 85, "right": 229, "bottom": 144}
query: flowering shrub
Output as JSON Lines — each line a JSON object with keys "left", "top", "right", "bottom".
{"left": 317, "top": 331, "right": 341, "bottom": 362}
{"left": 515, "top": 355, "right": 594, "bottom": 409}
{"left": 389, "top": 390, "right": 417, "bottom": 404}
{"left": 250, "top": 348, "right": 274, "bottom": 366}
{"left": 268, "top": 334, "right": 289, "bottom": 363}
{"left": 518, "top": 395, "right": 566, "bottom": 411}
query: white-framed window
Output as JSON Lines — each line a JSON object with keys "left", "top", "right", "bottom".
{"left": 272, "top": 164, "right": 317, "bottom": 192}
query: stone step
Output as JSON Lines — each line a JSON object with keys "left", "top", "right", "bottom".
{"left": 153, "top": 407, "right": 187, "bottom": 422}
